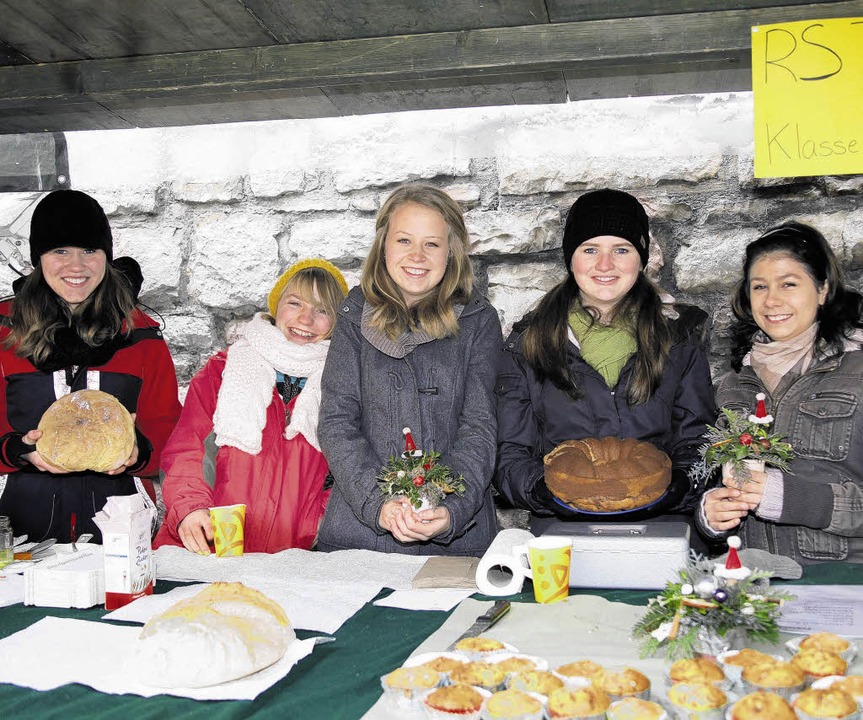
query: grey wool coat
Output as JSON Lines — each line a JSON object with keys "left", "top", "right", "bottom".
{"left": 317, "top": 286, "right": 502, "bottom": 555}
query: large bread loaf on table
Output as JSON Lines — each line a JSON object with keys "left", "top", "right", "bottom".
{"left": 135, "top": 582, "right": 295, "bottom": 688}
{"left": 544, "top": 437, "right": 671, "bottom": 512}
{"left": 36, "top": 389, "right": 135, "bottom": 472}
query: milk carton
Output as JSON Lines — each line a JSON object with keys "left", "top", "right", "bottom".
{"left": 93, "top": 493, "right": 155, "bottom": 610}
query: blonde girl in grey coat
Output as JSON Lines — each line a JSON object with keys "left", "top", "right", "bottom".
{"left": 317, "top": 184, "right": 502, "bottom": 555}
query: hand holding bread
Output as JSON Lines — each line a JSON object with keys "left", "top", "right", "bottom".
{"left": 34, "top": 389, "right": 136, "bottom": 473}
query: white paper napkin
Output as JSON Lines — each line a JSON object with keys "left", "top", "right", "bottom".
{"left": 0, "top": 616, "right": 315, "bottom": 700}
{"left": 373, "top": 589, "right": 473, "bottom": 611}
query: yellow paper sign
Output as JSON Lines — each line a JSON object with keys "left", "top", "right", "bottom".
{"left": 752, "top": 17, "right": 863, "bottom": 178}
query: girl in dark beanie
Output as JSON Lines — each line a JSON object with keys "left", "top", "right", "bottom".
{"left": 0, "top": 189, "right": 180, "bottom": 543}
{"left": 495, "top": 189, "right": 717, "bottom": 550}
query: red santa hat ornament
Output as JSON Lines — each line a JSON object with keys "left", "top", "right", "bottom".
{"left": 714, "top": 535, "right": 751, "bottom": 580}
{"left": 402, "top": 427, "right": 422, "bottom": 457}
{"left": 725, "top": 535, "right": 742, "bottom": 570}
{"left": 748, "top": 392, "right": 773, "bottom": 425}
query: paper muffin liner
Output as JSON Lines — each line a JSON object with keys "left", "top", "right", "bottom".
{"left": 480, "top": 689, "right": 546, "bottom": 720}
{"left": 740, "top": 676, "right": 804, "bottom": 701}
{"left": 422, "top": 685, "right": 491, "bottom": 720}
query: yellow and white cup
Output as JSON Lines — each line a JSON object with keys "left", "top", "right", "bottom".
{"left": 209, "top": 503, "right": 246, "bottom": 557}
{"left": 512, "top": 536, "right": 572, "bottom": 604}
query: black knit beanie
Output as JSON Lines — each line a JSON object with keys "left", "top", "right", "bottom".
{"left": 29, "top": 190, "right": 113, "bottom": 266}
{"left": 562, "top": 189, "right": 650, "bottom": 271}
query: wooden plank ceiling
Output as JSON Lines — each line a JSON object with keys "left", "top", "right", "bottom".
{"left": 0, "top": 0, "right": 860, "bottom": 135}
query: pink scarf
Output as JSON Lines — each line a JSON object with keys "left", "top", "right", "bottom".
{"left": 749, "top": 323, "right": 818, "bottom": 394}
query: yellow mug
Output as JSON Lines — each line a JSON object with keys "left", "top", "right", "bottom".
{"left": 209, "top": 504, "right": 246, "bottom": 557}
{"left": 513, "top": 536, "right": 572, "bottom": 604}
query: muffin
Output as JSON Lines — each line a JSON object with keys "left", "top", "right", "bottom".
{"left": 381, "top": 665, "right": 440, "bottom": 707}
{"left": 455, "top": 637, "right": 509, "bottom": 660}
{"left": 791, "top": 649, "right": 848, "bottom": 681}
{"left": 492, "top": 654, "right": 546, "bottom": 675}
{"left": 832, "top": 675, "right": 863, "bottom": 702}
{"left": 508, "top": 669, "right": 565, "bottom": 696}
{"left": 450, "top": 661, "right": 508, "bottom": 692}
{"left": 421, "top": 655, "right": 468, "bottom": 675}
{"left": 424, "top": 683, "right": 487, "bottom": 720}
{"left": 606, "top": 697, "right": 669, "bottom": 720}
{"left": 666, "top": 682, "right": 728, "bottom": 719}
{"left": 597, "top": 667, "right": 651, "bottom": 699}
{"left": 729, "top": 691, "right": 797, "bottom": 719}
{"left": 481, "top": 689, "right": 544, "bottom": 720}
{"left": 793, "top": 687, "right": 858, "bottom": 719}
{"left": 717, "top": 648, "right": 780, "bottom": 685}
{"left": 668, "top": 657, "right": 726, "bottom": 685}
{"left": 547, "top": 685, "right": 611, "bottom": 719}
{"left": 800, "top": 633, "right": 852, "bottom": 656}
{"left": 741, "top": 659, "right": 805, "bottom": 698}
{"left": 554, "top": 660, "right": 604, "bottom": 688}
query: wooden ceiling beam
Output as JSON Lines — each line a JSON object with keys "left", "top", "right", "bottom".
{"left": 0, "top": 2, "right": 860, "bottom": 115}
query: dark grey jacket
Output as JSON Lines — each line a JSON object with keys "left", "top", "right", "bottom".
{"left": 495, "top": 305, "right": 716, "bottom": 525}
{"left": 317, "top": 286, "right": 502, "bottom": 555}
{"left": 704, "top": 338, "right": 863, "bottom": 563}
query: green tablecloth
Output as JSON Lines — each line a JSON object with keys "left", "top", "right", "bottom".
{"left": 0, "top": 563, "right": 856, "bottom": 720}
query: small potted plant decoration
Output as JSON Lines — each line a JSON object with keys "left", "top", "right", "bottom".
{"left": 699, "top": 393, "right": 794, "bottom": 485}
{"left": 377, "top": 428, "right": 466, "bottom": 511}
{"left": 632, "top": 538, "right": 791, "bottom": 659}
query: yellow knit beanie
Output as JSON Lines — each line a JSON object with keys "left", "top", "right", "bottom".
{"left": 267, "top": 258, "right": 349, "bottom": 316}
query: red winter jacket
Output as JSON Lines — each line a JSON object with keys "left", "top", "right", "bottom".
{"left": 154, "top": 351, "right": 331, "bottom": 553}
{"left": 0, "top": 299, "right": 181, "bottom": 543}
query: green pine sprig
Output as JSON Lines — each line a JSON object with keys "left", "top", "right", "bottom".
{"left": 698, "top": 406, "right": 794, "bottom": 485}
{"left": 377, "top": 450, "right": 466, "bottom": 510}
{"left": 632, "top": 554, "right": 792, "bottom": 660}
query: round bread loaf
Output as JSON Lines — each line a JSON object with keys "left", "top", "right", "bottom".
{"left": 134, "top": 582, "right": 295, "bottom": 688}
{"left": 543, "top": 437, "right": 671, "bottom": 512}
{"left": 36, "top": 389, "right": 135, "bottom": 472}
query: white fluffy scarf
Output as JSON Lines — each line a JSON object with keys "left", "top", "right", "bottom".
{"left": 213, "top": 312, "right": 330, "bottom": 453}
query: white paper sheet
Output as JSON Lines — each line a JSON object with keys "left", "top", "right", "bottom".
{"left": 778, "top": 585, "right": 863, "bottom": 636}
{"left": 103, "top": 578, "right": 382, "bottom": 634}
{"left": 152, "top": 545, "right": 428, "bottom": 633}
{"left": 0, "top": 616, "right": 315, "bottom": 700}
{"left": 103, "top": 583, "right": 209, "bottom": 622}
{"left": 373, "top": 589, "right": 473, "bottom": 611}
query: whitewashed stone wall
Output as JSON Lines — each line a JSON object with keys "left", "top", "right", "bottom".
{"left": 1, "top": 92, "right": 861, "bottom": 390}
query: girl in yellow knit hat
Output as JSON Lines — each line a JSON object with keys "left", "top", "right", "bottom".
{"left": 155, "top": 258, "right": 347, "bottom": 553}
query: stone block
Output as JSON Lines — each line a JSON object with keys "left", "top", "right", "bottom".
{"left": 488, "top": 261, "right": 565, "bottom": 335}
{"left": 466, "top": 207, "right": 561, "bottom": 255}
{"left": 174, "top": 179, "right": 244, "bottom": 204}
{"left": 188, "top": 211, "right": 282, "bottom": 308}
{"left": 674, "top": 228, "right": 756, "bottom": 292}
{"left": 112, "top": 223, "right": 183, "bottom": 298}
{"left": 288, "top": 216, "right": 376, "bottom": 262}
{"left": 248, "top": 168, "right": 306, "bottom": 199}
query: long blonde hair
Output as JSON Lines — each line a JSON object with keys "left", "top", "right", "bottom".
{"left": 361, "top": 184, "right": 474, "bottom": 340}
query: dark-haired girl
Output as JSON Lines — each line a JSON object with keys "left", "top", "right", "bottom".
{"left": 0, "top": 190, "right": 180, "bottom": 543}
{"left": 495, "top": 189, "right": 716, "bottom": 545}
{"left": 699, "top": 222, "right": 863, "bottom": 563}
